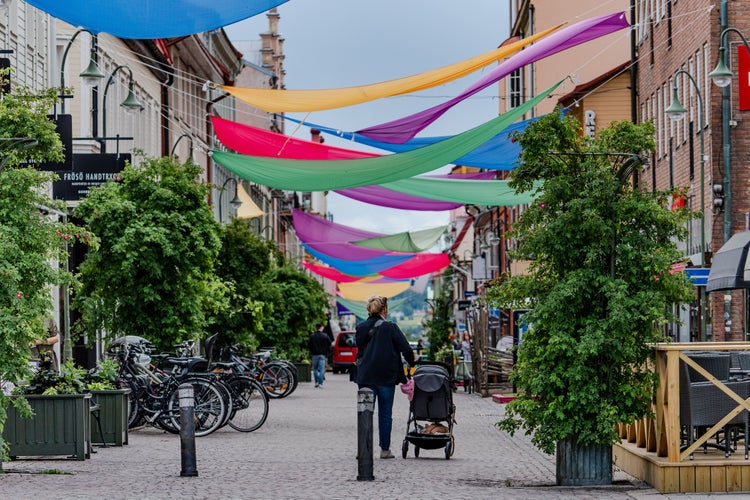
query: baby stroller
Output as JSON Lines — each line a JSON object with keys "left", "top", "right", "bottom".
{"left": 401, "top": 362, "right": 456, "bottom": 459}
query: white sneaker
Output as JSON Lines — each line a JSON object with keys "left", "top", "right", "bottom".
{"left": 380, "top": 449, "right": 395, "bottom": 459}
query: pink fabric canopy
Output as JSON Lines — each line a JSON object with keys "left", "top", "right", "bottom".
{"left": 356, "top": 11, "right": 630, "bottom": 143}
{"left": 379, "top": 253, "right": 450, "bottom": 279}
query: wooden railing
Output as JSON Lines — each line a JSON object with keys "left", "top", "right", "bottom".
{"left": 620, "top": 342, "right": 750, "bottom": 462}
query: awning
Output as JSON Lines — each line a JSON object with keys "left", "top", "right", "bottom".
{"left": 706, "top": 231, "right": 750, "bottom": 291}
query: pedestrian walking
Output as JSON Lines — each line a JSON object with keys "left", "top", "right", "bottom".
{"left": 309, "top": 322, "right": 332, "bottom": 388}
{"left": 355, "top": 295, "right": 415, "bottom": 459}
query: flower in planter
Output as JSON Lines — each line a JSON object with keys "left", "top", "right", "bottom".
{"left": 18, "top": 361, "right": 88, "bottom": 395}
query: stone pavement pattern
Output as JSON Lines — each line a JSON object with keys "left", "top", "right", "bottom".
{"left": 0, "top": 373, "right": 744, "bottom": 499}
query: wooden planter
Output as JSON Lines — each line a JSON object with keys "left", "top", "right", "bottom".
{"left": 2, "top": 393, "right": 91, "bottom": 461}
{"left": 90, "top": 389, "right": 130, "bottom": 446}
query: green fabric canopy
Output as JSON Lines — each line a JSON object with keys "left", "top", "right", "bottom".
{"left": 381, "top": 177, "right": 540, "bottom": 206}
{"left": 211, "top": 80, "right": 562, "bottom": 191}
{"left": 351, "top": 225, "right": 448, "bottom": 252}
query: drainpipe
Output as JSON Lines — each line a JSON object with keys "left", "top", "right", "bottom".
{"left": 161, "top": 71, "right": 174, "bottom": 157}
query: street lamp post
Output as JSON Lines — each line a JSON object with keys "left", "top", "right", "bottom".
{"left": 665, "top": 69, "right": 708, "bottom": 342}
{"left": 708, "top": 27, "right": 750, "bottom": 243}
{"left": 218, "top": 177, "right": 243, "bottom": 223}
{"left": 59, "top": 29, "right": 105, "bottom": 113}
{"left": 101, "top": 65, "right": 144, "bottom": 153}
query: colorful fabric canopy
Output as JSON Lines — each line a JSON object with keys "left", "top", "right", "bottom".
{"left": 293, "top": 209, "right": 394, "bottom": 260}
{"left": 351, "top": 225, "right": 448, "bottom": 253}
{"left": 381, "top": 177, "right": 540, "bottom": 206}
{"left": 356, "top": 11, "right": 630, "bottom": 143}
{"left": 283, "top": 115, "right": 533, "bottom": 170}
{"left": 303, "top": 245, "right": 415, "bottom": 276}
{"left": 338, "top": 280, "right": 411, "bottom": 301}
{"left": 236, "top": 184, "right": 264, "bottom": 219}
{"left": 378, "top": 253, "right": 450, "bottom": 279}
{"left": 212, "top": 115, "right": 500, "bottom": 211}
{"left": 25, "top": 0, "right": 287, "bottom": 38}
{"left": 214, "top": 113, "right": 525, "bottom": 170}
{"left": 302, "top": 261, "right": 376, "bottom": 283}
{"left": 336, "top": 296, "right": 407, "bottom": 319}
{"left": 219, "top": 26, "right": 559, "bottom": 112}
{"left": 211, "top": 81, "right": 560, "bottom": 191}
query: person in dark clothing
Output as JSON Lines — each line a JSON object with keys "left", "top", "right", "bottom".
{"left": 309, "top": 323, "right": 332, "bottom": 388}
{"left": 356, "top": 295, "right": 415, "bottom": 459}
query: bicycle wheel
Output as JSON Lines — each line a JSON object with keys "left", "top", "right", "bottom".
{"left": 226, "top": 376, "right": 269, "bottom": 432}
{"left": 166, "top": 377, "right": 227, "bottom": 437}
{"left": 261, "top": 364, "right": 294, "bottom": 399}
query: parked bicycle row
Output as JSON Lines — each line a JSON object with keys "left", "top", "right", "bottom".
{"left": 106, "top": 334, "right": 299, "bottom": 437}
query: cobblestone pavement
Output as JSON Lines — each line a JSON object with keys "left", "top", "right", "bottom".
{"left": 1, "top": 373, "right": 745, "bottom": 499}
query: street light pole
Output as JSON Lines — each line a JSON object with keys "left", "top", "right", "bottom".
{"left": 665, "top": 70, "right": 707, "bottom": 342}
{"left": 709, "top": 27, "right": 750, "bottom": 243}
{"left": 218, "top": 177, "right": 242, "bottom": 223}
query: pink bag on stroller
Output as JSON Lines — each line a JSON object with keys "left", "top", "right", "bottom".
{"left": 400, "top": 377, "right": 414, "bottom": 401}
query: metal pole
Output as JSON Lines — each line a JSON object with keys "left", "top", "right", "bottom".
{"left": 178, "top": 383, "right": 198, "bottom": 477}
{"left": 356, "top": 387, "right": 375, "bottom": 481}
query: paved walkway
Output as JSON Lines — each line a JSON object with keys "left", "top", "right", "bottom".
{"left": 0, "top": 373, "right": 744, "bottom": 499}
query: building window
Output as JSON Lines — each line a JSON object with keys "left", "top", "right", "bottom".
{"left": 508, "top": 69, "right": 522, "bottom": 110}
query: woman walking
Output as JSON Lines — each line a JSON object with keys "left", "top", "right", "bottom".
{"left": 355, "top": 295, "right": 415, "bottom": 459}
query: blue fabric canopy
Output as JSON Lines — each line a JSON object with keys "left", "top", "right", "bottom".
{"left": 283, "top": 115, "right": 536, "bottom": 171}
{"left": 25, "top": 0, "right": 288, "bottom": 38}
{"left": 302, "top": 245, "right": 413, "bottom": 277}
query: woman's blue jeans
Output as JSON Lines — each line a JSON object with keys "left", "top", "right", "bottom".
{"left": 361, "top": 384, "right": 396, "bottom": 450}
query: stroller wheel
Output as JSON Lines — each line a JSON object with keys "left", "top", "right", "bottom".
{"left": 414, "top": 446, "right": 420, "bottom": 458}
{"left": 401, "top": 440, "right": 408, "bottom": 459}
{"left": 445, "top": 440, "right": 452, "bottom": 460}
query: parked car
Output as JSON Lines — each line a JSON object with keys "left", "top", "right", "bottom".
{"left": 332, "top": 331, "right": 357, "bottom": 374}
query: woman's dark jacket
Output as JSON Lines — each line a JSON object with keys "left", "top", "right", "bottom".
{"left": 355, "top": 314, "right": 414, "bottom": 386}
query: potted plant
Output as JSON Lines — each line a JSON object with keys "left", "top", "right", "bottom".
{"left": 3, "top": 361, "right": 92, "bottom": 461}
{"left": 86, "top": 358, "right": 130, "bottom": 446}
{"left": 488, "top": 113, "right": 694, "bottom": 486}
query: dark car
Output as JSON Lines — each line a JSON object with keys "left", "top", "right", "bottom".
{"left": 332, "top": 331, "right": 357, "bottom": 374}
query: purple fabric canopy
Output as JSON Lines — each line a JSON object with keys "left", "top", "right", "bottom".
{"left": 335, "top": 171, "right": 496, "bottom": 211}
{"left": 356, "top": 11, "right": 630, "bottom": 143}
{"left": 293, "top": 209, "right": 405, "bottom": 260}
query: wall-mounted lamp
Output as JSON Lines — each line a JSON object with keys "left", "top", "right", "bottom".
{"left": 219, "top": 177, "right": 243, "bottom": 223}
{"left": 102, "top": 65, "right": 143, "bottom": 153}
{"left": 713, "top": 183, "right": 725, "bottom": 209}
{"left": 170, "top": 134, "right": 194, "bottom": 159}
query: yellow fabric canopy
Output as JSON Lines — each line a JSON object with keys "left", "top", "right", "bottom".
{"left": 337, "top": 278, "right": 411, "bottom": 301}
{"left": 220, "top": 25, "right": 561, "bottom": 112}
{"left": 236, "top": 183, "right": 265, "bottom": 219}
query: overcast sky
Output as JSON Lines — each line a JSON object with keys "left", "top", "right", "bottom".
{"left": 224, "top": 1, "right": 509, "bottom": 235}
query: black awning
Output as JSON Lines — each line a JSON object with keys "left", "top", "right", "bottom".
{"left": 706, "top": 231, "right": 750, "bottom": 292}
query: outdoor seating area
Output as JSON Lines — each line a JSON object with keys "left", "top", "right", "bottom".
{"left": 614, "top": 342, "right": 750, "bottom": 494}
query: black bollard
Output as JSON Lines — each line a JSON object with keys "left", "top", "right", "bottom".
{"left": 357, "top": 387, "right": 375, "bottom": 481}
{"left": 179, "top": 383, "right": 198, "bottom": 477}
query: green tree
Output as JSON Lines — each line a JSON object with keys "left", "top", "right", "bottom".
{"left": 258, "top": 264, "right": 329, "bottom": 361}
{"left": 73, "top": 156, "right": 223, "bottom": 352}
{"left": 1, "top": 84, "right": 90, "bottom": 456}
{"left": 489, "top": 112, "right": 695, "bottom": 455}
{"left": 209, "top": 218, "right": 279, "bottom": 349}
{"left": 423, "top": 269, "right": 455, "bottom": 362}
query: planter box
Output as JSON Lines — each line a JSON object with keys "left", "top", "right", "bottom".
{"left": 556, "top": 436, "right": 612, "bottom": 486}
{"left": 2, "top": 393, "right": 91, "bottom": 461}
{"left": 90, "top": 389, "right": 130, "bottom": 446}
{"left": 294, "top": 363, "right": 311, "bottom": 383}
